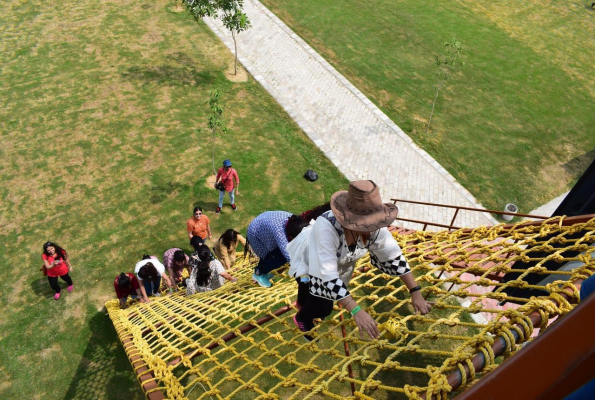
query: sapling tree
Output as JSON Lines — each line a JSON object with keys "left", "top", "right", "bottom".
{"left": 426, "top": 38, "right": 463, "bottom": 133}
{"left": 206, "top": 89, "right": 228, "bottom": 174}
{"left": 184, "top": 0, "right": 251, "bottom": 75}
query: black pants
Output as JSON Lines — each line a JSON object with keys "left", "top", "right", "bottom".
{"left": 297, "top": 278, "right": 334, "bottom": 321}
{"left": 255, "top": 247, "right": 288, "bottom": 275}
{"left": 48, "top": 273, "right": 73, "bottom": 293}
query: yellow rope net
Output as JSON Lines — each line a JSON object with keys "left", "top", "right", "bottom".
{"left": 106, "top": 216, "right": 595, "bottom": 399}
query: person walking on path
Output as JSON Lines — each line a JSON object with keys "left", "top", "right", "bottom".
{"left": 187, "top": 206, "right": 212, "bottom": 246}
{"left": 42, "top": 241, "right": 74, "bottom": 300}
{"left": 214, "top": 229, "right": 247, "bottom": 269}
{"left": 215, "top": 159, "right": 240, "bottom": 214}
{"left": 163, "top": 248, "right": 191, "bottom": 290}
{"left": 288, "top": 180, "right": 431, "bottom": 341}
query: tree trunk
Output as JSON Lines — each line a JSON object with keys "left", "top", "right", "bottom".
{"left": 232, "top": 30, "right": 238, "bottom": 75}
{"left": 426, "top": 79, "right": 446, "bottom": 133}
{"left": 212, "top": 129, "right": 216, "bottom": 175}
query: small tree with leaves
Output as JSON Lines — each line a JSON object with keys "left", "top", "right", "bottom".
{"left": 185, "top": 0, "right": 251, "bottom": 75}
{"left": 426, "top": 38, "right": 463, "bottom": 133}
{"left": 206, "top": 89, "right": 228, "bottom": 174}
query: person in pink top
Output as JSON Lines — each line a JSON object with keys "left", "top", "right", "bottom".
{"left": 42, "top": 241, "right": 74, "bottom": 300}
{"left": 215, "top": 159, "right": 239, "bottom": 214}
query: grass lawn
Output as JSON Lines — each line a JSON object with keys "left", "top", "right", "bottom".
{"left": 0, "top": 0, "right": 348, "bottom": 398}
{"left": 260, "top": 0, "right": 595, "bottom": 213}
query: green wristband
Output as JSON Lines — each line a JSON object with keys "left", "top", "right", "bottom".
{"left": 350, "top": 305, "right": 362, "bottom": 317}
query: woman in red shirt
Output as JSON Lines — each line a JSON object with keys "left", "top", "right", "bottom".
{"left": 114, "top": 272, "right": 143, "bottom": 309}
{"left": 42, "top": 241, "right": 73, "bottom": 300}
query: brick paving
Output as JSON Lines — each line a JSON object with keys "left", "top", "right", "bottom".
{"left": 204, "top": 0, "right": 498, "bottom": 229}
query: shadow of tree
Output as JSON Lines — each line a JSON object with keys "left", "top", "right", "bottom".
{"left": 122, "top": 54, "right": 221, "bottom": 87}
{"left": 63, "top": 310, "right": 143, "bottom": 400}
{"left": 150, "top": 181, "right": 191, "bottom": 204}
{"left": 563, "top": 150, "right": 595, "bottom": 177}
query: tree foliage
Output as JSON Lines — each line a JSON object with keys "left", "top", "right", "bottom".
{"left": 426, "top": 38, "right": 463, "bottom": 133}
{"left": 184, "top": 0, "right": 251, "bottom": 74}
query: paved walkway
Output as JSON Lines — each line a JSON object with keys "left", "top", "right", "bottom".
{"left": 205, "top": 0, "right": 497, "bottom": 229}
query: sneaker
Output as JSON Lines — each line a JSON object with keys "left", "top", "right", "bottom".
{"left": 293, "top": 313, "right": 314, "bottom": 341}
{"left": 231, "top": 203, "right": 237, "bottom": 211}
{"left": 67, "top": 285, "right": 74, "bottom": 293}
{"left": 216, "top": 207, "right": 221, "bottom": 214}
{"left": 153, "top": 292, "right": 161, "bottom": 297}
{"left": 264, "top": 272, "right": 274, "bottom": 281}
{"left": 54, "top": 292, "right": 61, "bottom": 300}
{"left": 252, "top": 273, "right": 272, "bottom": 288}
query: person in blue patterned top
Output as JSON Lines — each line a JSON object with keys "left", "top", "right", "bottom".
{"left": 246, "top": 205, "right": 332, "bottom": 288}
{"left": 288, "top": 180, "right": 431, "bottom": 341}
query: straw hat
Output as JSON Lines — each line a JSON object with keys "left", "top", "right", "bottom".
{"left": 330, "top": 180, "right": 398, "bottom": 232}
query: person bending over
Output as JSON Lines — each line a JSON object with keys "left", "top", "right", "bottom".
{"left": 114, "top": 272, "right": 143, "bottom": 308}
{"left": 135, "top": 257, "right": 172, "bottom": 302}
{"left": 163, "top": 248, "right": 190, "bottom": 290}
{"left": 186, "top": 245, "right": 237, "bottom": 294}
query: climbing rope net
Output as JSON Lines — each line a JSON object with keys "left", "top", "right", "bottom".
{"left": 106, "top": 216, "right": 595, "bottom": 399}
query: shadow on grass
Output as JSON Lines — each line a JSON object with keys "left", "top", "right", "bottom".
{"left": 122, "top": 63, "right": 219, "bottom": 87}
{"left": 30, "top": 275, "right": 54, "bottom": 298}
{"left": 563, "top": 149, "right": 595, "bottom": 177}
{"left": 63, "top": 311, "right": 143, "bottom": 400}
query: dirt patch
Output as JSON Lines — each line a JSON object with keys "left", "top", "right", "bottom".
{"left": 226, "top": 63, "right": 249, "bottom": 82}
{"left": 40, "top": 343, "right": 62, "bottom": 359}
{"left": 265, "top": 157, "right": 280, "bottom": 194}
{"left": 205, "top": 174, "right": 217, "bottom": 189}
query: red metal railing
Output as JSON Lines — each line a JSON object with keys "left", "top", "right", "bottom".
{"left": 391, "top": 198, "right": 550, "bottom": 231}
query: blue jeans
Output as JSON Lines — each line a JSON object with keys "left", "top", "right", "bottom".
{"left": 143, "top": 276, "right": 162, "bottom": 296}
{"left": 218, "top": 189, "right": 235, "bottom": 207}
{"left": 255, "top": 247, "right": 288, "bottom": 275}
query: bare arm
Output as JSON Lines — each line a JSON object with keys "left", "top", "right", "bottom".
{"left": 207, "top": 223, "right": 212, "bottom": 240}
{"left": 220, "top": 271, "right": 237, "bottom": 283}
{"left": 138, "top": 279, "right": 151, "bottom": 303}
{"left": 167, "top": 267, "right": 179, "bottom": 291}
{"left": 399, "top": 273, "right": 431, "bottom": 315}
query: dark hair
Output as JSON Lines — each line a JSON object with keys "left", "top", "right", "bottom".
{"left": 173, "top": 250, "right": 186, "bottom": 263}
{"left": 42, "top": 241, "right": 67, "bottom": 260}
{"left": 285, "top": 203, "right": 332, "bottom": 242}
{"left": 192, "top": 246, "right": 212, "bottom": 287}
{"left": 117, "top": 273, "right": 131, "bottom": 289}
{"left": 138, "top": 262, "right": 158, "bottom": 280}
{"left": 193, "top": 206, "right": 203, "bottom": 214}
{"left": 285, "top": 215, "right": 309, "bottom": 242}
{"left": 142, "top": 254, "right": 152, "bottom": 260}
{"left": 300, "top": 202, "right": 331, "bottom": 222}
{"left": 190, "top": 236, "right": 204, "bottom": 252}
{"left": 220, "top": 229, "right": 239, "bottom": 248}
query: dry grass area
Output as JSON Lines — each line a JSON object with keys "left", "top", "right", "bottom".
{"left": 0, "top": 0, "right": 347, "bottom": 398}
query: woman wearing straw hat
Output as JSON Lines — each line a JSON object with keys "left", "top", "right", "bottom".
{"left": 288, "top": 180, "right": 431, "bottom": 341}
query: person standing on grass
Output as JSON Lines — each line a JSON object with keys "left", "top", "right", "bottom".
{"left": 187, "top": 206, "right": 212, "bottom": 246}
{"left": 214, "top": 159, "right": 239, "bottom": 214}
{"left": 42, "top": 241, "right": 74, "bottom": 300}
{"left": 163, "top": 248, "right": 191, "bottom": 290}
{"left": 214, "top": 229, "right": 247, "bottom": 269}
{"left": 113, "top": 272, "right": 143, "bottom": 309}
{"left": 186, "top": 245, "right": 237, "bottom": 294}
{"left": 135, "top": 256, "right": 173, "bottom": 302}
{"left": 288, "top": 180, "right": 431, "bottom": 341}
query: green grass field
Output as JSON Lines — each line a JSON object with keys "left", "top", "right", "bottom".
{"left": 0, "top": 0, "right": 348, "bottom": 398}
{"left": 260, "top": 0, "right": 595, "bottom": 212}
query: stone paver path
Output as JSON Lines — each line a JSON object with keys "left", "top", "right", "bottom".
{"left": 205, "top": 0, "right": 497, "bottom": 229}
